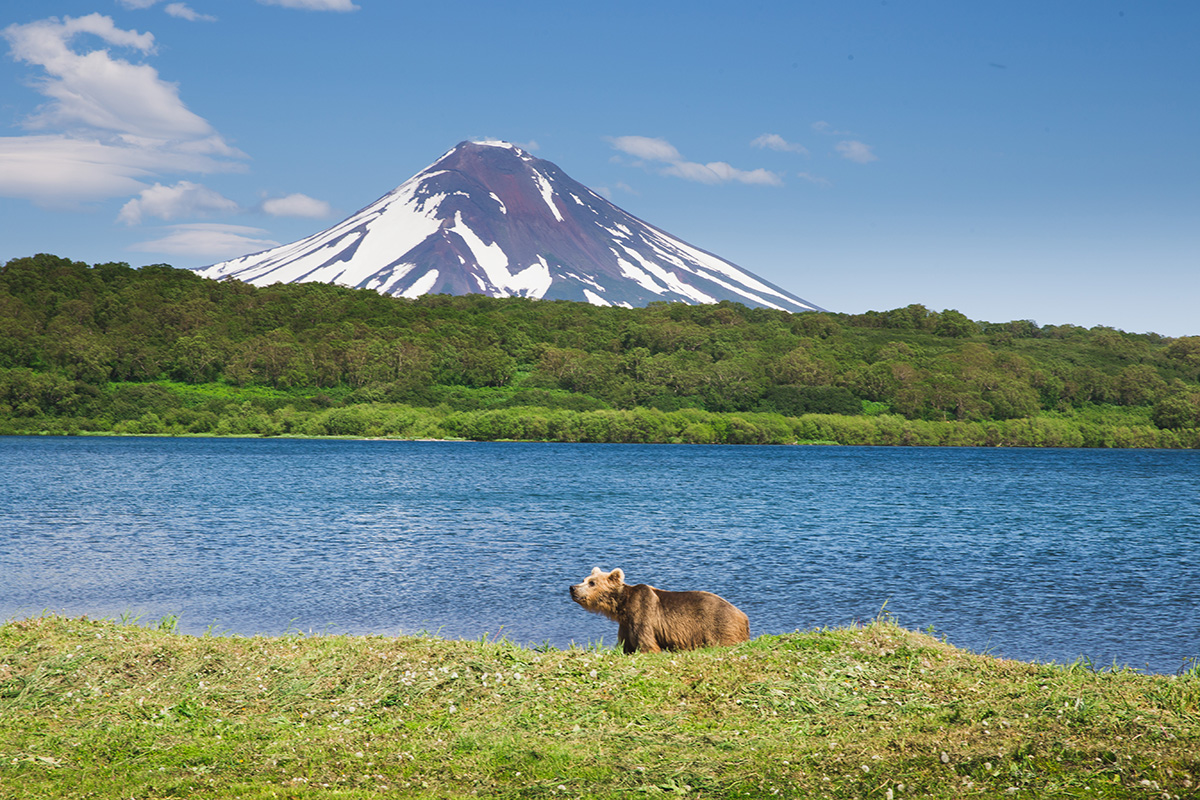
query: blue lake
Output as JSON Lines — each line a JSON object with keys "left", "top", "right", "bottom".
{"left": 2, "top": 436, "right": 1198, "bottom": 673}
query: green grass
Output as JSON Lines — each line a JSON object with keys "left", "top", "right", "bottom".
{"left": 2, "top": 615, "right": 1198, "bottom": 798}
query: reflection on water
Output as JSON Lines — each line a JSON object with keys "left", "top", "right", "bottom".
{"left": 2, "top": 437, "right": 1198, "bottom": 672}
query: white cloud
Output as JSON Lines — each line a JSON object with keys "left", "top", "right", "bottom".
{"left": 609, "top": 135, "right": 682, "bottom": 163}
{"left": 751, "top": 133, "right": 809, "bottom": 155}
{"left": 797, "top": 172, "right": 833, "bottom": 188}
{"left": 5, "top": 15, "right": 208, "bottom": 139}
{"left": 608, "top": 135, "right": 782, "bottom": 186}
{"left": 261, "top": 193, "right": 333, "bottom": 218}
{"left": 165, "top": 4, "right": 218, "bottom": 22}
{"left": 117, "top": 0, "right": 161, "bottom": 8}
{"left": 0, "top": 135, "right": 148, "bottom": 203}
{"left": 0, "top": 134, "right": 243, "bottom": 205}
{"left": 257, "top": 0, "right": 360, "bottom": 10}
{"left": 835, "top": 140, "right": 878, "bottom": 164}
{"left": 661, "top": 160, "right": 782, "bottom": 186}
{"left": 0, "top": 14, "right": 245, "bottom": 205}
{"left": 118, "top": 181, "right": 238, "bottom": 225}
{"left": 129, "top": 223, "right": 280, "bottom": 257}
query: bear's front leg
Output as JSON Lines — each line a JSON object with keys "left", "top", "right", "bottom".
{"left": 617, "top": 621, "right": 636, "bottom": 654}
{"left": 628, "top": 622, "right": 660, "bottom": 653}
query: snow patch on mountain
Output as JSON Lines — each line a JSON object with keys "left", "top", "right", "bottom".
{"left": 532, "top": 170, "right": 563, "bottom": 223}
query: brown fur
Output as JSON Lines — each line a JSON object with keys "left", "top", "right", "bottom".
{"left": 568, "top": 567, "right": 750, "bottom": 654}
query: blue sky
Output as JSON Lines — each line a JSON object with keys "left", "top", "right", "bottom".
{"left": 2, "top": 1, "right": 1197, "bottom": 336}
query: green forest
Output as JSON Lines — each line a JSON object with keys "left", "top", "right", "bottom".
{"left": 3, "top": 253, "right": 1200, "bottom": 447}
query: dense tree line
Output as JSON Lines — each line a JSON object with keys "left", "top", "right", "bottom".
{"left": 2, "top": 253, "right": 1200, "bottom": 446}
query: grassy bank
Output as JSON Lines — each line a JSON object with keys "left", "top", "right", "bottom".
{"left": 2, "top": 616, "right": 1198, "bottom": 798}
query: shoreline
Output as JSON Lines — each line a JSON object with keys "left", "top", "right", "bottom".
{"left": 2, "top": 426, "right": 1197, "bottom": 450}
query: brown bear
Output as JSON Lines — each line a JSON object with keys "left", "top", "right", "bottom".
{"left": 569, "top": 567, "right": 750, "bottom": 654}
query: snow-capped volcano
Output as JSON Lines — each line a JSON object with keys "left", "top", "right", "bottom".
{"left": 196, "top": 141, "right": 822, "bottom": 312}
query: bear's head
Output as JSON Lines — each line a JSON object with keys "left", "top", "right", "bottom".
{"left": 569, "top": 567, "right": 625, "bottom": 618}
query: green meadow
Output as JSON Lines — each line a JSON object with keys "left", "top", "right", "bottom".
{"left": 2, "top": 615, "right": 1197, "bottom": 798}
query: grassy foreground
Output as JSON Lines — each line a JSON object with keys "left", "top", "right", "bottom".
{"left": 1, "top": 616, "right": 1197, "bottom": 799}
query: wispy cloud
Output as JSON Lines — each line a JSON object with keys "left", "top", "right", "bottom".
{"left": 835, "top": 140, "right": 878, "bottom": 164}
{"left": 0, "top": 14, "right": 245, "bottom": 205}
{"left": 812, "top": 121, "right": 878, "bottom": 164}
{"left": 811, "top": 120, "right": 856, "bottom": 136}
{"left": 608, "top": 135, "right": 782, "bottom": 186}
{"left": 661, "top": 160, "right": 782, "bottom": 186}
{"left": 123, "top": 0, "right": 356, "bottom": 15}
{"left": 261, "top": 193, "right": 333, "bottom": 218}
{"left": 118, "top": 181, "right": 238, "bottom": 225}
{"left": 129, "top": 223, "right": 280, "bottom": 256}
{"left": 165, "top": 4, "right": 218, "bottom": 22}
{"left": 257, "top": 0, "right": 360, "bottom": 11}
{"left": 751, "top": 133, "right": 809, "bottom": 155}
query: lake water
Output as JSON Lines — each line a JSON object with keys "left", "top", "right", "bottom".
{"left": 2, "top": 436, "right": 1198, "bottom": 673}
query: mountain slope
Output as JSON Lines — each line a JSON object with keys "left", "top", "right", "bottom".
{"left": 196, "top": 141, "right": 822, "bottom": 313}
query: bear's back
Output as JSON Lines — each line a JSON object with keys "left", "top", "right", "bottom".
{"left": 625, "top": 584, "right": 750, "bottom": 651}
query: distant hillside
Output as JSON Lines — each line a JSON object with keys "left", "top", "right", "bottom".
{"left": 2, "top": 254, "right": 1199, "bottom": 446}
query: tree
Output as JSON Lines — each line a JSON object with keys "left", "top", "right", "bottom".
{"left": 1152, "top": 387, "right": 1200, "bottom": 429}
{"left": 168, "top": 334, "right": 224, "bottom": 383}
{"left": 933, "top": 309, "right": 978, "bottom": 338}
{"left": 757, "top": 385, "right": 860, "bottom": 416}
{"left": 455, "top": 346, "right": 516, "bottom": 388}
{"left": 772, "top": 346, "right": 835, "bottom": 386}
{"left": 1164, "top": 337, "right": 1200, "bottom": 377}
{"left": 1114, "top": 364, "right": 1168, "bottom": 406}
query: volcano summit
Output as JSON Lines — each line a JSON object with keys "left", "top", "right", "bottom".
{"left": 196, "top": 141, "right": 821, "bottom": 312}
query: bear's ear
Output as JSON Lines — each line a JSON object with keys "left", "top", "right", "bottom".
{"left": 609, "top": 568, "right": 624, "bottom": 583}
{"left": 589, "top": 566, "right": 604, "bottom": 577}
